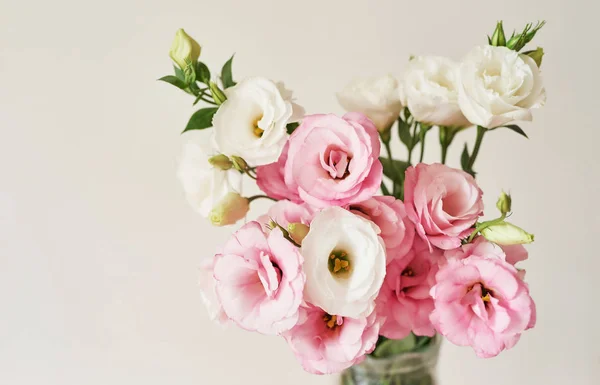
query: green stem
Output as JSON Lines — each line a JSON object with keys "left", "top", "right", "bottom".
{"left": 468, "top": 126, "right": 486, "bottom": 171}
{"left": 407, "top": 122, "right": 418, "bottom": 164}
{"left": 383, "top": 141, "right": 399, "bottom": 196}
{"left": 418, "top": 124, "right": 430, "bottom": 163}
{"left": 441, "top": 145, "right": 448, "bottom": 164}
{"left": 467, "top": 213, "right": 506, "bottom": 242}
{"left": 247, "top": 195, "right": 276, "bottom": 203}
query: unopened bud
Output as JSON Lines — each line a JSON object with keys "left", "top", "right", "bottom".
{"left": 208, "top": 154, "right": 233, "bottom": 170}
{"left": 169, "top": 29, "right": 201, "bottom": 70}
{"left": 231, "top": 156, "right": 248, "bottom": 172}
{"left": 491, "top": 21, "right": 506, "bottom": 46}
{"left": 481, "top": 221, "right": 534, "bottom": 245}
{"left": 209, "top": 192, "right": 249, "bottom": 227}
{"left": 287, "top": 222, "right": 310, "bottom": 245}
{"left": 496, "top": 191, "right": 512, "bottom": 214}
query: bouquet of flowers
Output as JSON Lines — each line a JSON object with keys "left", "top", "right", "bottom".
{"left": 160, "top": 21, "right": 545, "bottom": 381}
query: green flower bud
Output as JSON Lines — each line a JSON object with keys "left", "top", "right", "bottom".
{"left": 209, "top": 81, "right": 227, "bottom": 105}
{"left": 169, "top": 29, "right": 201, "bottom": 70}
{"left": 287, "top": 222, "right": 310, "bottom": 245}
{"left": 231, "top": 156, "right": 248, "bottom": 172}
{"left": 523, "top": 47, "right": 544, "bottom": 67}
{"left": 481, "top": 221, "right": 534, "bottom": 245}
{"left": 496, "top": 191, "right": 512, "bottom": 214}
{"left": 208, "top": 154, "right": 233, "bottom": 170}
{"left": 209, "top": 192, "right": 249, "bottom": 227}
{"left": 491, "top": 21, "right": 506, "bottom": 46}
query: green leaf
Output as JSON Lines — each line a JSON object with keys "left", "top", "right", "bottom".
{"left": 502, "top": 124, "right": 528, "bottom": 139}
{"left": 379, "top": 157, "right": 409, "bottom": 182}
{"left": 182, "top": 107, "right": 218, "bottom": 133}
{"left": 173, "top": 65, "right": 185, "bottom": 81}
{"left": 398, "top": 118, "right": 413, "bottom": 150}
{"left": 286, "top": 122, "right": 299, "bottom": 135}
{"left": 158, "top": 75, "right": 187, "bottom": 90}
{"left": 196, "top": 62, "right": 211, "bottom": 84}
{"left": 221, "top": 54, "right": 236, "bottom": 89}
{"left": 372, "top": 334, "right": 417, "bottom": 358}
{"left": 461, "top": 143, "right": 470, "bottom": 171}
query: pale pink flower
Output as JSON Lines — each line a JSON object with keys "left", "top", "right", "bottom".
{"left": 376, "top": 242, "right": 438, "bottom": 339}
{"left": 213, "top": 222, "right": 305, "bottom": 335}
{"left": 350, "top": 196, "right": 415, "bottom": 262}
{"left": 430, "top": 246, "right": 536, "bottom": 358}
{"left": 444, "top": 237, "right": 529, "bottom": 279}
{"left": 283, "top": 113, "right": 383, "bottom": 208}
{"left": 256, "top": 141, "right": 302, "bottom": 202}
{"left": 257, "top": 200, "right": 315, "bottom": 231}
{"left": 404, "top": 163, "right": 484, "bottom": 250}
{"left": 199, "top": 257, "right": 229, "bottom": 325}
{"left": 283, "top": 305, "right": 381, "bottom": 375}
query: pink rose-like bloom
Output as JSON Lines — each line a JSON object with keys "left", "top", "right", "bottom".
{"left": 404, "top": 163, "right": 484, "bottom": 250}
{"left": 284, "top": 113, "right": 383, "bottom": 208}
{"left": 213, "top": 221, "right": 305, "bottom": 335}
{"left": 430, "top": 244, "right": 536, "bottom": 358}
{"left": 376, "top": 242, "right": 438, "bottom": 339}
{"left": 283, "top": 305, "right": 381, "bottom": 375}
{"left": 350, "top": 196, "right": 415, "bottom": 262}
{"left": 257, "top": 200, "right": 315, "bottom": 232}
{"left": 256, "top": 141, "right": 302, "bottom": 202}
{"left": 444, "top": 237, "right": 529, "bottom": 279}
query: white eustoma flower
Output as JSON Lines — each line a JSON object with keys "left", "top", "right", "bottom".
{"left": 457, "top": 45, "right": 546, "bottom": 129}
{"left": 301, "top": 207, "right": 386, "bottom": 318}
{"left": 212, "top": 77, "right": 293, "bottom": 166}
{"left": 336, "top": 74, "right": 403, "bottom": 132}
{"left": 177, "top": 140, "right": 242, "bottom": 218}
{"left": 401, "top": 56, "right": 470, "bottom": 127}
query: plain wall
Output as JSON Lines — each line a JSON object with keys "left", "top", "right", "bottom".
{"left": 1, "top": 0, "right": 597, "bottom": 384}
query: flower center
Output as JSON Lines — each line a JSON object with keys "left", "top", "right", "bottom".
{"left": 469, "top": 282, "right": 493, "bottom": 303}
{"left": 401, "top": 267, "right": 414, "bottom": 277}
{"left": 322, "top": 314, "right": 342, "bottom": 330}
{"left": 253, "top": 115, "right": 264, "bottom": 138}
{"left": 322, "top": 147, "right": 351, "bottom": 179}
{"left": 328, "top": 249, "right": 351, "bottom": 278}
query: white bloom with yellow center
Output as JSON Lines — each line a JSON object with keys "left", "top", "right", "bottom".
{"left": 301, "top": 207, "right": 387, "bottom": 318}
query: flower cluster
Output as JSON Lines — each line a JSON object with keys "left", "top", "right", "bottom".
{"left": 161, "top": 21, "right": 544, "bottom": 376}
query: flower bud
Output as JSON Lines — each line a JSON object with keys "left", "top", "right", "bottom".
{"left": 209, "top": 192, "right": 249, "bottom": 226}
{"left": 481, "top": 221, "right": 534, "bottom": 245}
{"left": 231, "top": 156, "right": 248, "bottom": 172}
{"left": 287, "top": 222, "right": 309, "bottom": 245}
{"left": 496, "top": 191, "right": 512, "bottom": 214}
{"left": 169, "top": 29, "right": 201, "bottom": 71}
{"left": 209, "top": 81, "right": 227, "bottom": 105}
{"left": 523, "top": 47, "right": 544, "bottom": 67}
{"left": 491, "top": 21, "right": 506, "bottom": 46}
{"left": 208, "top": 154, "right": 233, "bottom": 170}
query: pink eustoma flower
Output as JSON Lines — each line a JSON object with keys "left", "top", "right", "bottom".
{"left": 213, "top": 221, "right": 305, "bottom": 335}
{"left": 283, "top": 113, "right": 383, "bottom": 208}
{"left": 256, "top": 141, "right": 302, "bottom": 202}
{"left": 376, "top": 240, "right": 439, "bottom": 339}
{"left": 283, "top": 305, "right": 381, "bottom": 375}
{"left": 350, "top": 196, "right": 415, "bottom": 262}
{"left": 404, "top": 163, "right": 484, "bottom": 250}
{"left": 430, "top": 242, "right": 536, "bottom": 358}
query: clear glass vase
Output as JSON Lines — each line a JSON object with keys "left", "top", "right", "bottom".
{"left": 341, "top": 335, "right": 441, "bottom": 385}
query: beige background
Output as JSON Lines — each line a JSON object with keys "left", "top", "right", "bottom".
{"left": 1, "top": 0, "right": 598, "bottom": 384}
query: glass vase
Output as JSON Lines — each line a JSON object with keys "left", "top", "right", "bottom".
{"left": 341, "top": 335, "right": 441, "bottom": 385}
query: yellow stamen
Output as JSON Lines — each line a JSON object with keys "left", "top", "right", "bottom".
{"left": 253, "top": 126, "right": 264, "bottom": 137}
{"left": 322, "top": 314, "right": 338, "bottom": 329}
{"left": 482, "top": 293, "right": 491, "bottom": 302}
